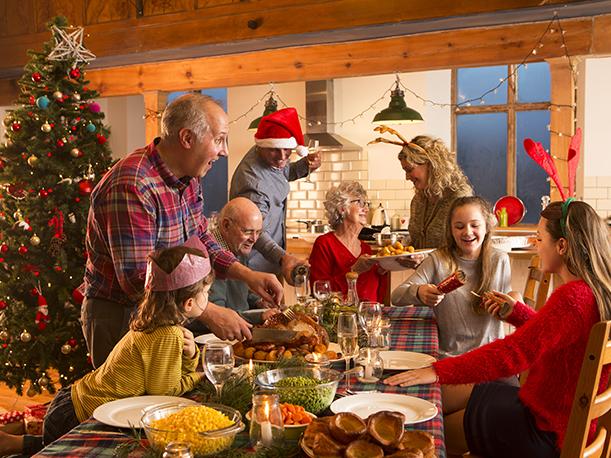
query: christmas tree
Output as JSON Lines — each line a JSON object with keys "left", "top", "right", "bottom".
{"left": 0, "top": 17, "right": 113, "bottom": 395}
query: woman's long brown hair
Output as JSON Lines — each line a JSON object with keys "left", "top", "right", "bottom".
{"left": 541, "top": 200, "right": 611, "bottom": 320}
{"left": 130, "top": 246, "right": 214, "bottom": 332}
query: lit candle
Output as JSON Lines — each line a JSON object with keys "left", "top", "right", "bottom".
{"left": 248, "top": 358, "right": 254, "bottom": 380}
{"left": 364, "top": 348, "right": 373, "bottom": 380}
{"left": 261, "top": 401, "right": 273, "bottom": 446}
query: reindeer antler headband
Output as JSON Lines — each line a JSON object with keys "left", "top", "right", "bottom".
{"left": 368, "top": 125, "right": 428, "bottom": 157}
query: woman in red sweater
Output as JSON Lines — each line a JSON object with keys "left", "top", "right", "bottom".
{"left": 385, "top": 199, "right": 611, "bottom": 458}
{"left": 309, "top": 181, "right": 387, "bottom": 303}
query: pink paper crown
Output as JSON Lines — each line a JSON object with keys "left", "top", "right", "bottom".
{"left": 145, "top": 236, "right": 212, "bottom": 291}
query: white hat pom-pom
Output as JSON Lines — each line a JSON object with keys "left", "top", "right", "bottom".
{"left": 296, "top": 145, "right": 309, "bottom": 157}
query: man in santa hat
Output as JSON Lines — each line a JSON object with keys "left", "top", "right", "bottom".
{"left": 230, "top": 107, "right": 321, "bottom": 282}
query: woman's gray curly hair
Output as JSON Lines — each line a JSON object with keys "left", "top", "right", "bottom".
{"left": 399, "top": 135, "right": 472, "bottom": 199}
{"left": 324, "top": 181, "right": 368, "bottom": 230}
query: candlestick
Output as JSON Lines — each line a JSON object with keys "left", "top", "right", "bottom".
{"left": 261, "top": 402, "right": 273, "bottom": 446}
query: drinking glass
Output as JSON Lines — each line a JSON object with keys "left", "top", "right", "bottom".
{"left": 305, "top": 139, "right": 320, "bottom": 183}
{"left": 313, "top": 280, "right": 331, "bottom": 302}
{"left": 337, "top": 311, "right": 359, "bottom": 391}
{"left": 358, "top": 301, "right": 382, "bottom": 344}
{"left": 203, "top": 342, "right": 234, "bottom": 398}
{"left": 294, "top": 273, "right": 309, "bottom": 305}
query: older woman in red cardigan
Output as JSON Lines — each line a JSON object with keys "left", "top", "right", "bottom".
{"left": 309, "top": 181, "right": 387, "bottom": 303}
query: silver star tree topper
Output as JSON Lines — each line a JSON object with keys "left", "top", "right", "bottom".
{"left": 46, "top": 25, "right": 96, "bottom": 64}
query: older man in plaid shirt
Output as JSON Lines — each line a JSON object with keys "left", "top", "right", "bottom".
{"left": 81, "top": 93, "right": 284, "bottom": 368}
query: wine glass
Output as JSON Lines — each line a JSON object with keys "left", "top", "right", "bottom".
{"left": 337, "top": 311, "right": 359, "bottom": 392}
{"left": 294, "top": 273, "right": 309, "bottom": 305}
{"left": 313, "top": 280, "right": 331, "bottom": 302}
{"left": 203, "top": 342, "right": 234, "bottom": 398}
{"left": 305, "top": 139, "right": 320, "bottom": 183}
{"left": 358, "top": 301, "right": 382, "bottom": 345}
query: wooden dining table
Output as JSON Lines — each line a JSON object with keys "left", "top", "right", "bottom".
{"left": 33, "top": 305, "right": 445, "bottom": 457}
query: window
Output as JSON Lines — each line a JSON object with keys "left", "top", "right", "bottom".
{"left": 454, "top": 62, "right": 551, "bottom": 224}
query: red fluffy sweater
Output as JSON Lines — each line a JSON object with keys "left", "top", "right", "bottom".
{"left": 433, "top": 280, "right": 609, "bottom": 449}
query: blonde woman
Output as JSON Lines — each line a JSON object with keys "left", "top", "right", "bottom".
{"left": 399, "top": 135, "right": 473, "bottom": 250}
{"left": 309, "top": 181, "right": 388, "bottom": 303}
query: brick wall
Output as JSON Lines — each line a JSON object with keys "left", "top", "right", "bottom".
{"left": 584, "top": 176, "right": 611, "bottom": 220}
{"left": 286, "top": 149, "right": 415, "bottom": 233}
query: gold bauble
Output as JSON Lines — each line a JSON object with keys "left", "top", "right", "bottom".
{"left": 70, "top": 148, "right": 80, "bottom": 158}
{"left": 27, "top": 386, "right": 37, "bottom": 397}
{"left": 0, "top": 330, "right": 8, "bottom": 340}
{"left": 30, "top": 234, "right": 41, "bottom": 246}
{"left": 38, "top": 376, "right": 49, "bottom": 386}
{"left": 53, "top": 91, "right": 63, "bottom": 100}
{"left": 61, "top": 344, "right": 72, "bottom": 354}
{"left": 27, "top": 155, "right": 38, "bottom": 166}
{"left": 41, "top": 122, "right": 52, "bottom": 133}
{"left": 20, "top": 331, "right": 32, "bottom": 342}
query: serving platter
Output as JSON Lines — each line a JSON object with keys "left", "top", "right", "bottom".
{"left": 370, "top": 248, "right": 435, "bottom": 271}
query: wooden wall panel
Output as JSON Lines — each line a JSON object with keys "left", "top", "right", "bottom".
{"left": 592, "top": 14, "right": 611, "bottom": 55}
{"left": 143, "top": 0, "right": 192, "bottom": 17}
{"left": 85, "top": 0, "right": 130, "bottom": 25}
{"left": 35, "top": 0, "right": 84, "bottom": 31}
{"left": 4, "top": 0, "right": 37, "bottom": 37}
{"left": 82, "top": 18, "right": 593, "bottom": 98}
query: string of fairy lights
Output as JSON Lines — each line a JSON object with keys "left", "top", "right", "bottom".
{"left": 143, "top": 12, "right": 578, "bottom": 139}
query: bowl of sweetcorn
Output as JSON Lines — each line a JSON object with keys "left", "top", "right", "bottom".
{"left": 141, "top": 402, "right": 244, "bottom": 456}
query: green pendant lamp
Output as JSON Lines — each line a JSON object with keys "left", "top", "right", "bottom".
{"left": 248, "top": 93, "right": 278, "bottom": 131}
{"left": 372, "top": 76, "right": 423, "bottom": 125}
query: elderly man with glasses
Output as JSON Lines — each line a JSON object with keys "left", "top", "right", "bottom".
{"left": 186, "top": 197, "right": 280, "bottom": 335}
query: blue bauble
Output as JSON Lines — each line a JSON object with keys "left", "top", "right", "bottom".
{"left": 36, "top": 96, "right": 50, "bottom": 109}
{"left": 85, "top": 123, "right": 96, "bottom": 133}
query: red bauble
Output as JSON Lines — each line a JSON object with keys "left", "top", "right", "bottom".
{"left": 96, "top": 134, "right": 107, "bottom": 145}
{"left": 18, "top": 245, "right": 28, "bottom": 255}
{"left": 72, "top": 287, "right": 84, "bottom": 305}
{"left": 0, "top": 243, "right": 8, "bottom": 253}
{"left": 29, "top": 95, "right": 35, "bottom": 105}
{"left": 75, "top": 197, "right": 81, "bottom": 203}
{"left": 69, "top": 68, "right": 81, "bottom": 79}
{"left": 11, "top": 121, "right": 21, "bottom": 132}
{"left": 39, "top": 189, "right": 48, "bottom": 198}
{"left": 31, "top": 72, "right": 42, "bottom": 82}
{"left": 47, "top": 152, "right": 53, "bottom": 157}
{"left": 30, "top": 288, "right": 39, "bottom": 296}
{"left": 54, "top": 265, "right": 62, "bottom": 272}
{"left": 56, "top": 139, "right": 65, "bottom": 148}
{"left": 78, "top": 179, "right": 93, "bottom": 195}
{"left": 0, "top": 300, "right": 6, "bottom": 310}
{"left": 68, "top": 338, "right": 78, "bottom": 347}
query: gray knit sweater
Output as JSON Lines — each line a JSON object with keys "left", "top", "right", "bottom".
{"left": 391, "top": 248, "right": 511, "bottom": 358}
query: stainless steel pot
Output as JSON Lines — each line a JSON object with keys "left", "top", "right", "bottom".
{"left": 297, "top": 219, "right": 330, "bottom": 234}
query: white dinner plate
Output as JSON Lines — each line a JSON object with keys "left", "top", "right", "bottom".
{"left": 194, "top": 333, "right": 237, "bottom": 346}
{"left": 380, "top": 351, "right": 436, "bottom": 370}
{"left": 371, "top": 249, "right": 436, "bottom": 271}
{"left": 92, "top": 395, "right": 198, "bottom": 428}
{"left": 330, "top": 393, "right": 438, "bottom": 424}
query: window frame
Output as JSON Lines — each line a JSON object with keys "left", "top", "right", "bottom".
{"left": 451, "top": 64, "right": 551, "bottom": 197}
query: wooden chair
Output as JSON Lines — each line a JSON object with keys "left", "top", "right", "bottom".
{"left": 561, "top": 321, "right": 611, "bottom": 458}
{"left": 523, "top": 254, "right": 551, "bottom": 311}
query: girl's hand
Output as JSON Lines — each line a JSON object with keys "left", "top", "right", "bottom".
{"left": 482, "top": 291, "right": 516, "bottom": 319}
{"left": 181, "top": 327, "right": 197, "bottom": 359}
{"left": 418, "top": 284, "right": 445, "bottom": 306}
{"left": 384, "top": 367, "right": 438, "bottom": 387}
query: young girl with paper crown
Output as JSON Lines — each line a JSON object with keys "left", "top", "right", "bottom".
{"left": 386, "top": 199, "right": 611, "bottom": 457}
{"left": 391, "top": 196, "right": 517, "bottom": 359}
{"left": 0, "top": 238, "right": 211, "bottom": 455}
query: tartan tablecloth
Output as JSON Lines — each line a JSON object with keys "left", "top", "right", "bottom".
{"left": 34, "top": 306, "right": 444, "bottom": 457}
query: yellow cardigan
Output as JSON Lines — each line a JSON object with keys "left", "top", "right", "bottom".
{"left": 71, "top": 325, "right": 202, "bottom": 422}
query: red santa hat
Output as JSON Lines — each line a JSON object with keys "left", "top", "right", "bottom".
{"left": 254, "top": 107, "right": 309, "bottom": 157}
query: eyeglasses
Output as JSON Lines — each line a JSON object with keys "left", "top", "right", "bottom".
{"left": 227, "top": 218, "right": 262, "bottom": 237}
{"left": 349, "top": 199, "right": 371, "bottom": 208}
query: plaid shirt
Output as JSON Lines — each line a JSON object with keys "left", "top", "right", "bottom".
{"left": 83, "top": 139, "right": 236, "bottom": 305}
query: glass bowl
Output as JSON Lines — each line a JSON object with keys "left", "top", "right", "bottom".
{"left": 140, "top": 402, "right": 244, "bottom": 456}
{"left": 255, "top": 367, "right": 341, "bottom": 415}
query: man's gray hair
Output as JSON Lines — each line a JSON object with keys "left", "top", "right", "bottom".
{"left": 160, "top": 93, "right": 219, "bottom": 141}
{"left": 324, "top": 181, "right": 368, "bottom": 230}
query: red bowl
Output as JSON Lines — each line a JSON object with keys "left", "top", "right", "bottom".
{"left": 494, "top": 196, "right": 526, "bottom": 226}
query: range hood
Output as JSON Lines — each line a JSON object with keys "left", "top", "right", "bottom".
{"left": 303, "top": 80, "right": 362, "bottom": 152}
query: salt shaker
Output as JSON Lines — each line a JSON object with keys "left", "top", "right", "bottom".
{"left": 162, "top": 441, "right": 193, "bottom": 458}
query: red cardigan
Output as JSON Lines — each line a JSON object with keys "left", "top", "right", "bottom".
{"left": 434, "top": 280, "right": 609, "bottom": 449}
{"left": 308, "top": 232, "right": 387, "bottom": 303}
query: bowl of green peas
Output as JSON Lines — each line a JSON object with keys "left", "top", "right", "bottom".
{"left": 255, "top": 367, "right": 341, "bottom": 415}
